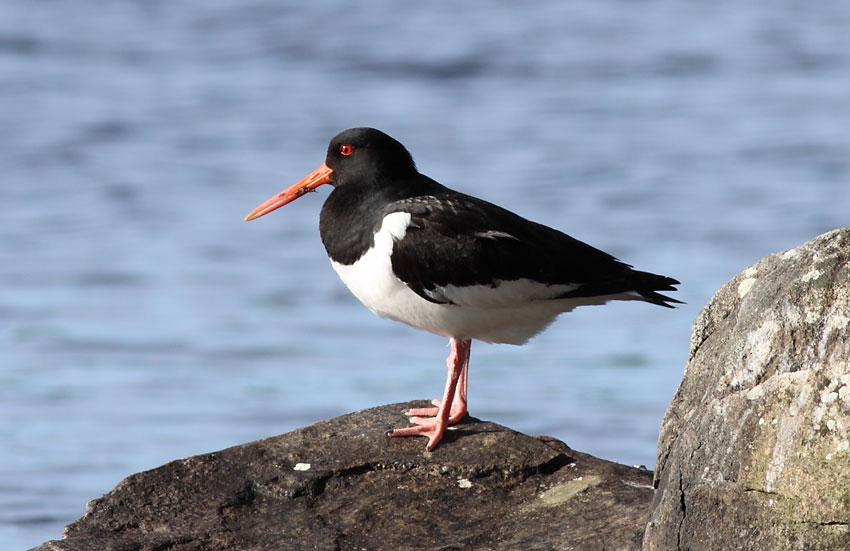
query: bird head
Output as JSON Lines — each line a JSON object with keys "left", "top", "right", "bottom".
{"left": 244, "top": 127, "right": 415, "bottom": 221}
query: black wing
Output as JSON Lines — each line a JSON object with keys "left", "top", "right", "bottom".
{"left": 385, "top": 192, "right": 680, "bottom": 308}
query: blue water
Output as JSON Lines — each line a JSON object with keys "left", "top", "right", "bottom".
{"left": 2, "top": 1, "right": 849, "bottom": 548}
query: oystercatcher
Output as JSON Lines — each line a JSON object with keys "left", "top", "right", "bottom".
{"left": 245, "top": 127, "right": 680, "bottom": 451}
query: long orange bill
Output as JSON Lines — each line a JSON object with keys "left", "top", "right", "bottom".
{"left": 244, "top": 162, "right": 334, "bottom": 221}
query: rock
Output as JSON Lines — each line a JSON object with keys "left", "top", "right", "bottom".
{"left": 644, "top": 228, "right": 850, "bottom": 550}
{"left": 33, "top": 402, "right": 654, "bottom": 551}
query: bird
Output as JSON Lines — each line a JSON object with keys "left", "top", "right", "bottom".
{"left": 244, "top": 127, "right": 681, "bottom": 451}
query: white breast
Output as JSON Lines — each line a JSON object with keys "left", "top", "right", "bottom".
{"left": 330, "top": 212, "right": 416, "bottom": 322}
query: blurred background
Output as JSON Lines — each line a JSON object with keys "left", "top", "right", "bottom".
{"left": 2, "top": 1, "right": 848, "bottom": 548}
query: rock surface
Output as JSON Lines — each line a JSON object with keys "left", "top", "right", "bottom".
{"left": 644, "top": 228, "right": 850, "bottom": 550}
{"left": 34, "top": 402, "right": 654, "bottom": 551}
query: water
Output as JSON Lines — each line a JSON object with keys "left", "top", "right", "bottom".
{"left": 2, "top": 1, "right": 849, "bottom": 548}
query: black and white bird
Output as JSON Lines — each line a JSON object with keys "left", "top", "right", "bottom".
{"left": 245, "top": 127, "right": 680, "bottom": 451}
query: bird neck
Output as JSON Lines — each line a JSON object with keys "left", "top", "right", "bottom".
{"left": 319, "top": 182, "right": 399, "bottom": 266}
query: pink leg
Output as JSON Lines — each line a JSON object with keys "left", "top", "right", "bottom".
{"left": 404, "top": 350, "right": 468, "bottom": 423}
{"left": 389, "top": 338, "right": 471, "bottom": 450}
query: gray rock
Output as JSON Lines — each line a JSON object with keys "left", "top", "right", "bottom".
{"left": 33, "top": 402, "right": 653, "bottom": 551}
{"left": 644, "top": 228, "right": 850, "bottom": 550}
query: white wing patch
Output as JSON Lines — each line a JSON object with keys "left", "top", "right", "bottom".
{"left": 424, "top": 279, "right": 581, "bottom": 308}
{"left": 473, "top": 230, "right": 518, "bottom": 240}
{"left": 382, "top": 211, "right": 411, "bottom": 242}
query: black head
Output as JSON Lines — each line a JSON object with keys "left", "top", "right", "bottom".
{"left": 244, "top": 127, "right": 417, "bottom": 221}
{"left": 325, "top": 128, "right": 418, "bottom": 186}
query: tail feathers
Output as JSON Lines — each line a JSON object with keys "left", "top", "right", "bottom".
{"left": 636, "top": 288, "right": 683, "bottom": 308}
{"left": 631, "top": 271, "right": 683, "bottom": 308}
{"left": 554, "top": 268, "right": 682, "bottom": 308}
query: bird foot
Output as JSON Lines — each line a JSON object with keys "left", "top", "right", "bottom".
{"left": 390, "top": 398, "right": 468, "bottom": 450}
{"left": 405, "top": 399, "right": 467, "bottom": 424}
{"left": 388, "top": 419, "right": 449, "bottom": 451}
{"left": 390, "top": 338, "right": 471, "bottom": 451}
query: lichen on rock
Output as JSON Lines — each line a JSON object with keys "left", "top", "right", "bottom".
{"left": 645, "top": 228, "right": 850, "bottom": 551}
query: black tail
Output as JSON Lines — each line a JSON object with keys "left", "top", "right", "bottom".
{"left": 631, "top": 270, "right": 683, "bottom": 308}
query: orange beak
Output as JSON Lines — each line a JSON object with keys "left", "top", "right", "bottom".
{"left": 244, "top": 163, "right": 334, "bottom": 221}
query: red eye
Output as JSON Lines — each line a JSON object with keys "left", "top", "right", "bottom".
{"left": 339, "top": 144, "right": 354, "bottom": 156}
